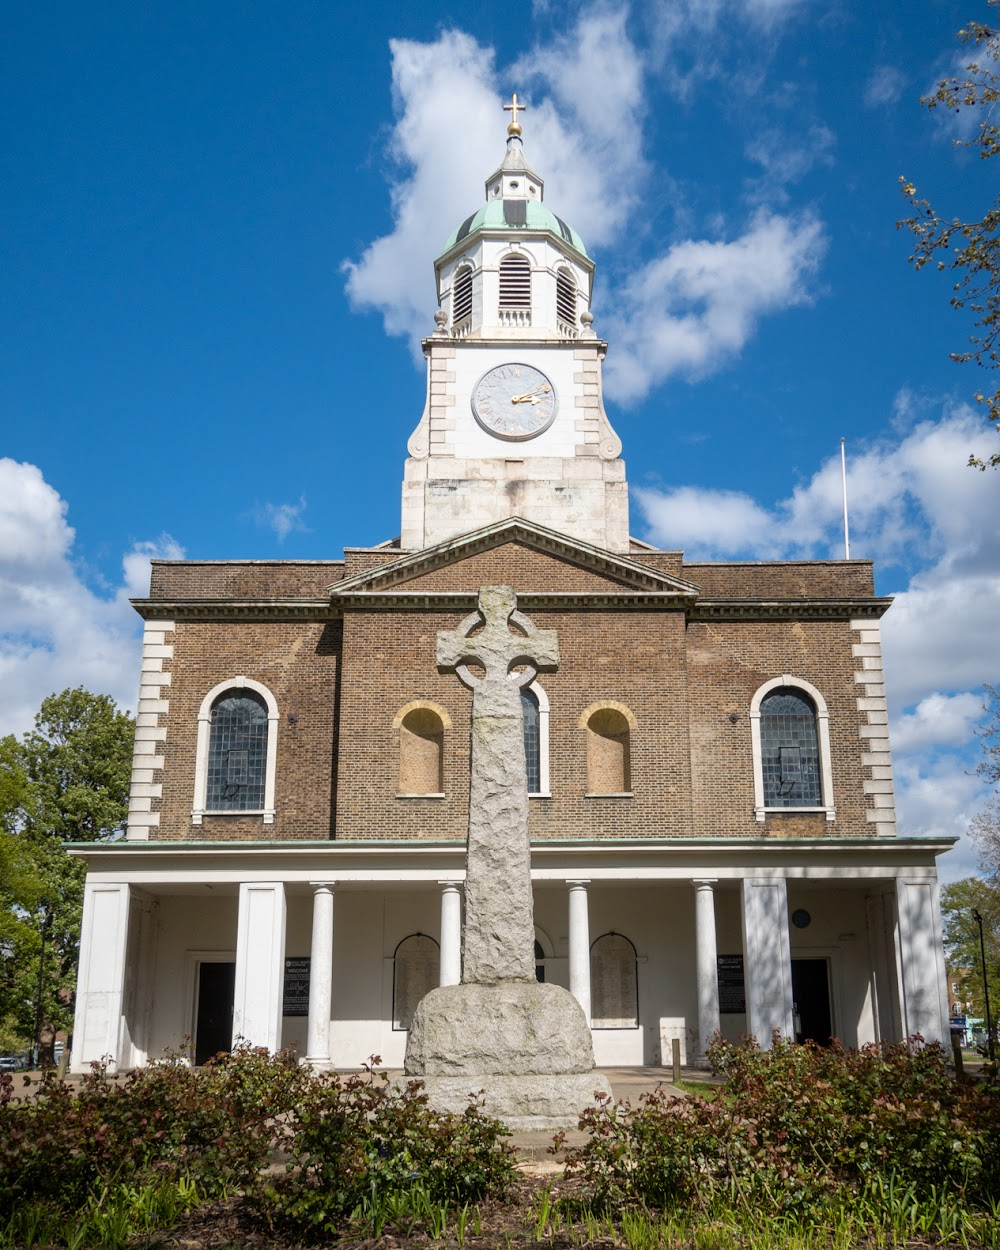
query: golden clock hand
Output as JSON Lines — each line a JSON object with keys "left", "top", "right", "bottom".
{"left": 511, "top": 384, "right": 551, "bottom": 403}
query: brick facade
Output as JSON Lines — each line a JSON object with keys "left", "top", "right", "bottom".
{"left": 134, "top": 530, "right": 890, "bottom": 846}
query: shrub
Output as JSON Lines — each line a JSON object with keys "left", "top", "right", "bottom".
{"left": 260, "top": 1061, "right": 516, "bottom": 1240}
{"left": 560, "top": 1034, "right": 1000, "bottom": 1216}
{"left": 0, "top": 1042, "right": 307, "bottom": 1217}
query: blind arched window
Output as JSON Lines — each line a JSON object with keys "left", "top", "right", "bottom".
{"left": 452, "top": 265, "right": 473, "bottom": 326}
{"left": 760, "top": 688, "right": 821, "bottom": 807}
{"left": 556, "top": 267, "right": 577, "bottom": 326}
{"left": 585, "top": 707, "right": 632, "bottom": 793}
{"left": 521, "top": 686, "right": 540, "bottom": 794}
{"left": 499, "top": 254, "right": 531, "bottom": 308}
{"left": 398, "top": 707, "right": 444, "bottom": 794}
{"left": 591, "top": 932, "right": 639, "bottom": 1029}
{"left": 207, "top": 691, "right": 268, "bottom": 810}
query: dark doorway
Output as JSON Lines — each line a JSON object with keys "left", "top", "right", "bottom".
{"left": 791, "top": 958, "right": 833, "bottom": 1045}
{"left": 534, "top": 939, "right": 545, "bottom": 983}
{"left": 195, "top": 962, "right": 235, "bottom": 1065}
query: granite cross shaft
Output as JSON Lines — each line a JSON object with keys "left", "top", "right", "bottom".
{"left": 437, "top": 586, "right": 558, "bottom": 984}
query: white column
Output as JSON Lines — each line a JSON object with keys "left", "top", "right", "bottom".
{"left": 693, "top": 880, "right": 721, "bottom": 1064}
{"left": 305, "top": 883, "right": 334, "bottom": 1068}
{"left": 439, "top": 882, "right": 462, "bottom": 987}
{"left": 895, "top": 877, "right": 949, "bottom": 1045}
{"left": 741, "top": 877, "right": 794, "bottom": 1048}
{"left": 567, "top": 880, "right": 592, "bottom": 1022}
{"left": 70, "top": 882, "right": 131, "bottom": 1072}
{"left": 233, "top": 882, "right": 286, "bottom": 1052}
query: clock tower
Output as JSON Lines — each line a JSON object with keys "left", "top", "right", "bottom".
{"left": 401, "top": 96, "right": 629, "bottom": 552}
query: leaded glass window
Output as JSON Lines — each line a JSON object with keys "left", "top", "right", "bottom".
{"left": 207, "top": 691, "right": 268, "bottom": 810}
{"left": 760, "top": 689, "right": 821, "bottom": 807}
{"left": 522, "top": 686, "right": 540, "bottom": 794}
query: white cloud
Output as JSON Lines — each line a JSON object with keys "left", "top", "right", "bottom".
{"left": 891, "top": 692, "right": 985, "bottom": 754}
{"left": 0, "top": 459, "right": 182, "bottom": 738}
{"left": 343, "top": 13, "right": 649, "bottom": 349}
{"left": 865, "top": 64, "right": 907, "bottom": 107}
{"left": 634, "top": 405, "right": 1000, "bottom": 874}
{"left": 604, "top": 210, "right": 826, "bottom": 404}
{"left": 254, "top": 497, "right": 310, "bottom": 543}
{"left": 745, "top": 124, "right": 836, "bottom": 192}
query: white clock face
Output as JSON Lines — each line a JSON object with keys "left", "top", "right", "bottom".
{"left": 471, "top": 363, "right": 558, "bottom": 440}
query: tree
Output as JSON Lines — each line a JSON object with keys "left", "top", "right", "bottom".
{"left": 899, "top": 2, "right": 1000, "bottom": 469}
{"left": 970, "top": 684, "right": 1000, "bottom": 879}
{"left": 941, "top": 877, "right": 1000, "bottom": 1028}
{"left": 0, "top": 690, "right": 134, "bottom": 1062}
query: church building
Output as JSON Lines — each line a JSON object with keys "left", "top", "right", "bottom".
{"left": 70, "top": 102, "right": 953, "bottom": 1074}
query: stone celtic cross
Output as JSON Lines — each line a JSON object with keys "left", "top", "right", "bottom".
{"left": 437, "top": 586, "right": 558, "bottom": 984}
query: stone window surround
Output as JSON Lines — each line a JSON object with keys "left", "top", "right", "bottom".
{"left": 192, "top": 677, "right": 279, "bottom": 825}
{"left": 750, "top": 675, "right": 835, "bottom": 822}
{"left": 528, "top": 679, "right": 551, "bottom": 798}
{"left": 393, "top": 700, "right": 452, "bottom": 799}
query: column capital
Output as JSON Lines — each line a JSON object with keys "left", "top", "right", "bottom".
{"left": 437, "top": 879, "right": 464, "bottom": 889}
{"left": 566, "top": 878, "right": 591, "bottom": 888}
{"left": 309, "top": 880, "right": 336, "bottom": 890}
{"left": 693, "top": 878, "right": 719, "bottom": 888}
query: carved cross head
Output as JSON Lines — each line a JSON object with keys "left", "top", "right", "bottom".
{"left": 437, "top": 586, "right": 559, "bottom": 713}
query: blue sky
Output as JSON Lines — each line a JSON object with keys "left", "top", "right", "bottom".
{"left": 2, "top": 0, "right": 998, "bottom": 879}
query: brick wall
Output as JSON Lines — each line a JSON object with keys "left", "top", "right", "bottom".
{"left": 142, "top": 539, "right": 888, "bottom": 845}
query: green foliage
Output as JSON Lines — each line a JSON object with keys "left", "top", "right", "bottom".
{"left": 0, "top": 688, "right": 134, "bottom": 1057}
{"left": 942, "top": 876, "right": 1000, "bottom": 1028}
{"left": 0, "top": 1042, "right": 307, "bottom": 1219}
{"left": 260, "top": 1060, "right": 516, "bottom": 1240}
{"left": 560, "top": 1035, "right": 1000, "bottom": 1217}
{"left": 899, "top": 1, "right": 1000, "bottom": 468}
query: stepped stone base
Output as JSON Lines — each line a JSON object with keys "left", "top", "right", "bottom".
{"left": 403, "top": 980, "right": 611, "bottom": 1130}
{"left": 408, "top": 1071, "right": 612, "bottom": 1132}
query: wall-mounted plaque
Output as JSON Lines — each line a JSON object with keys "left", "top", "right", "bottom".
{"left": 283, "top": 957, "right": 310, "bottom": 1017}
{"left": 717, "top": 954, "right": 746, "bottom": 1014}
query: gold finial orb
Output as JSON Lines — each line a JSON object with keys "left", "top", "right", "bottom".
{"left": 503, "top": 92, "right": 525, "bottom": 136}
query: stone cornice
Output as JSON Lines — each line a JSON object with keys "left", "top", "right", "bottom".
{"left": 131, "top": 598, "right": 334, "bottom": 622}
{"left": 130, "top": 593, "right": 893, "bottom": 622}
{"left": 690, "top": 598, "right": 893, "bottom": 622}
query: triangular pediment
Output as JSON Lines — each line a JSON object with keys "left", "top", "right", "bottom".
{"left": 329, "top": 518, "right": 699, "bottom": 605}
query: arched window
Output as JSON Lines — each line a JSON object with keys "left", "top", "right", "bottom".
{"left": 522, "top": 686, "right": 540, "bottom": 794}
{"left": 499, "top": 253, "right": 531, "bottom": 308}
{"left": 207, "top": 691, "right": 268, "bottom": 810}
{"left": 397, "top": 706, "right": 445, "bottom": 795}
{"left": 556, "top": 266, "right": 577, "bottom": 328}
{"left": 750, "top": 676, "right": 835, "bottom": 820}
{"left": 534, "top": 939, "right": 546, "bottom": 983}
{"left": 392, "top": 934, "right": 439, "bottom": 1030}
{"left": 192, "top": 678, "right": 279, "bottom": 824}
{"left": 582, "top": 704, "right": 634, "bottom": 794}
{"left": 590, "top": 932, "right": 639, "bottom": 1029}
{"left": 452, "top": 264, "right": 473, "bottom": 328}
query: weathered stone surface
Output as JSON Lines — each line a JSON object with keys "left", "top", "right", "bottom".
{"left": 403, "top": 1071, "right": 613, "bottom": 1132}
{"left": 403, "top": 588, "right": 609, "bottom": 1129}
{"left": 405, "top": 980, "right": 596, "bottom": 1075}
{"left": 435, "top": 587, "right": 557, "bottom": 984}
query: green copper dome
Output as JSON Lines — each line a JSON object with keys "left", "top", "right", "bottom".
{"left": 443, "top": 198, "right": 589, "bottom": 259}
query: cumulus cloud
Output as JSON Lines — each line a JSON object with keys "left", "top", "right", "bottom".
{"left": 253, "top": 497, "right": 310, "bottom": 543}
{"left": 0, "top": 459, "right": 182, "bottom": 737}
{"left": 604, "top": 211, "right": 827, "bottom": 404}
{"left": 634, "top": 404, "right": 1000, "bottom": 874}
{"left": 343, "top": 12, "right": 649, "bottom": 348}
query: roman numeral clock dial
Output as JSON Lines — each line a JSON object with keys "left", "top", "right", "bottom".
{"left": 472, "top": 363, "right": 558, "bottom": 440}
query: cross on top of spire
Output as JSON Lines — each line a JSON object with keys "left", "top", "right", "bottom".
{"left": 504, "top": 92, "right": 526, "bottom": 136}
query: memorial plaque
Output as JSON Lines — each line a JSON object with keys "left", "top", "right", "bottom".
{"left": 591, "top": 934, "right": 639, "bottom": 1029}
{"left": 717, "top": 954, "right": 746, "bottom": 1014}
{"left": 283, "top": 956, "right": 310, "bottom": 1017}
{"left": 393, "top": 935, "right": 440, "bottom": 1030}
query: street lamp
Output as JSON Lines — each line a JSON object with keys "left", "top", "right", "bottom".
{"left": 971, "top": 908, "right": 996, "bottom": 1064}
{"left": 33, "top": 908, "right": 52, "bottom": 1070}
